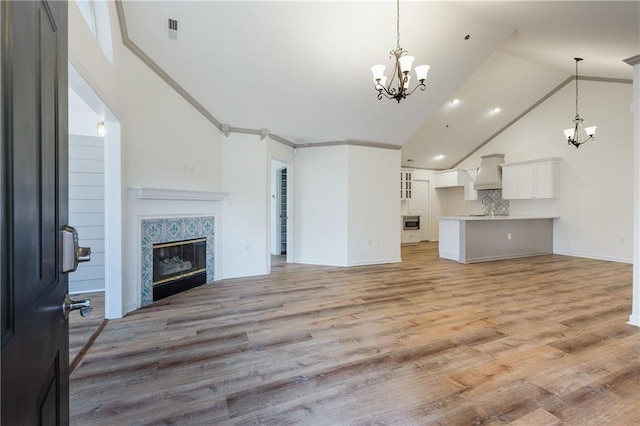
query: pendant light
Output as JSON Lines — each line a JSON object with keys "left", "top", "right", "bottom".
{"left": 563, "top": 58, "right": 596, "bottom": 148}
{"left": 371, "top": 0, "right": 429, "bottom": 103}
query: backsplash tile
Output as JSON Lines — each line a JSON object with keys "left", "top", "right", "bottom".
{"left": 478, "top": 189, "right": 509, "bottom": 216}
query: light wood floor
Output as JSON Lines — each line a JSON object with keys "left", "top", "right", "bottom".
{"left": 69, "top": 291, "right": 105, "bottom": 370}
{"left": 70, "top": 242, "right": 640, "bottom": 425}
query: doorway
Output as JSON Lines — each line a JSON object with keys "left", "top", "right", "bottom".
{"left": 68, "top": 63, "right": 122, "bottom": 321}
{"left": 277, "top": 167, "right": 287, "bottom": 256}
{"left": 270, "top": 158, "right": 292, "bottom": 267}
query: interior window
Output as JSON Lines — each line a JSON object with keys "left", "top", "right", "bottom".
{"left": 75, "top": 0, "right": 114, "bottom": 64}
{"left": 75, "top": 0, "right": 97, "bottom": 37}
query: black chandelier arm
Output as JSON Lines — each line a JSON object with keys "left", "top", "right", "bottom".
{"left": 375, "top": 86, "right": 399, "bottom": 101}
{"left": 374, "top": 80, "right": 426, "bottom": 101}
{"left": 375, "top": 83, "right": 401, "bottom": 96}
{"left": 405, "top": 81, "right": 427, "bottom": 97}
{"left": 566, "top": 123, "right": 594, "bottom": 148}
{"left": 568, "top": 135, "right": 594, "bottom": 148}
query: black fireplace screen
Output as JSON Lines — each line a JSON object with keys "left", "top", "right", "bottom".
{"left": 152, "top": 238, "right": 206, "bottom": 285}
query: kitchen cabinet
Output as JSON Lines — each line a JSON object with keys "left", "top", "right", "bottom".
{"left": 400, "top": 170, "right": 413, "bottom": 199}
{"left": 434, "top": 170, "right": 466, "bottom": 188}
{"left": 407, "top": 180, "right": 428, "bottom": 215}
{"left": 501, "top": 158, "right": 560, "bottom": 200}
{"left": 464, "top": 168, "right": 478, "bottom": 201}
{"left": 401, "top": 230, "right": 421, "bottom": 245}
{"left": 402, "top": 180, "right": 429, "bottom": 241}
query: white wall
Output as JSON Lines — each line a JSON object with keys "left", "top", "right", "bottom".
{"left": 70, "top": 1, "right": 223, "bottom": 190}
{"left": 70, "top": 1, "right": 227, "bottom": 314}
{"left": 294, "top": 145, "right": 401, "bottom": 266}
{"left": 68, "top": 134, "right": 106, "bottom": 293}
{"left": 294, "top": 146, "right": 349, "bottom": 266}
{"left": 221, "top": 133, "right": 269, "bottom": 279}
{"left": 457, "top": 80, "right": 633, "bottom": 263}
{"left": 68, "top": 104, "right": 106, "bottom": 295}
{"left": 347, "top": 146, "right": 401, "bottom": 265}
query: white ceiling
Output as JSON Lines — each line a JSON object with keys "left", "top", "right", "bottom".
{"left": 120, "top": 1, "right": 639, "bottom": 169}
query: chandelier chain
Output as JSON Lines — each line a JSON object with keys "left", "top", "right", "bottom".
{"left": 575, "top": 59, "right": 579, "bottom": 119}
{"left": 396, "top": 0, "right": 400, "bottom": 50}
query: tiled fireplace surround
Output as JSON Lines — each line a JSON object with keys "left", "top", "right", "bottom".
{"left": 129, "top": 187, "right": 227, "bottom": 309}
{"left": 141, "top": 216, "right": 215, "bottom": 306}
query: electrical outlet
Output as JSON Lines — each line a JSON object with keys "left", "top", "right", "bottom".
{"left": 507, "top": 233, "right": 512, "bottom": 240}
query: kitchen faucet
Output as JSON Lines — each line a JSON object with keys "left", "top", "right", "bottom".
{"left": 482, "top": 195, "right": 494, "bottom": 218}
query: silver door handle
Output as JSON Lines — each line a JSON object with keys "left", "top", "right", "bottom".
{"left": 62, "top": 294, "right": 92, "bottom": 318}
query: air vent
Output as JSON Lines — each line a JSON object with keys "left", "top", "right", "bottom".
{"left": 168, "top": 18, "right": 178, "bottom": 41}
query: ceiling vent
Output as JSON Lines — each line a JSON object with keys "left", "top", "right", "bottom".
{"left": 168, "top": 18, "right": 178, "bottom": 41}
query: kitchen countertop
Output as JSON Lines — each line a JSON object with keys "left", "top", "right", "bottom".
{"left": 440, "top": 215, "right": 559, "bottom": 221}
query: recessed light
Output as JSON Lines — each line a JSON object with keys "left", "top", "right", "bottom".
{"left": 490, "top": 107, "right": 501, "bottom": 114}
{"left": 451, "top": 98, "right": 460, "bottom": 106}
{"left": 434, "top": 154, "right": 444, "bottom": 160}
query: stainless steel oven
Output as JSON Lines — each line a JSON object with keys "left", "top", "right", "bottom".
{"left": 402, "top": 215, "right": 420, "bottom": 231}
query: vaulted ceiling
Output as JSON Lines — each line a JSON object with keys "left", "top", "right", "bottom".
{"left": 119, "top": 1, "right": 639, "bottom": 169}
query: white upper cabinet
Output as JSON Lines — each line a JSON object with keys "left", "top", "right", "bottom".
{"left": 501, "top": 165, "right": 518, "bottom": 199}
{"left": 434, "top": 170, "right": 466, "bottom": 188}
{"left": 501, "top": 158, "right": 560, "bottom": 200}
{"left": 400, "top": 170, "right": 413, "bottom": 199}
{"left": 408, "top": 180, "right": 428, "bottom": 215}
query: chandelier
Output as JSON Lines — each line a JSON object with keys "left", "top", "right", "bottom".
{"left": 563, "top": 58, "right": 596, "bottom": 148}
{"left": 371, "top": 0, "right": 430, "bottom": 103}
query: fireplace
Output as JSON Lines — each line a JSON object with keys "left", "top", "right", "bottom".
{"left": 152, "top": 238, "right": 207, "bottom": 301}
{"left": 140, "top": 216, "right": 215, "bottom": 307}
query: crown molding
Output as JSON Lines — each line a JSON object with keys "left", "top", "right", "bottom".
{"left": 451, "top": 75, "right": 632, "bottom": 168}
{"left": 114, "top": 1, "right": 298, "bottom": 147}
{"left": 295, "top": 140, "right": 401, "bottom": 151}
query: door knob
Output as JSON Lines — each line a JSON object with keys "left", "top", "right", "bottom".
{"left": 62, "top": 294, "right": 92, "bottom": 318}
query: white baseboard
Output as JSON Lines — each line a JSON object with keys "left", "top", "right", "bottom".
{"left": 553, "top": 250, "right": 633, "bottom": 264}
{"left": 346, "top": 258, "right": 402, "bottom": 267}
{"left": 69, "top": 288, "right": 105, "bottom": 295}
{"left": 628, "top": 314, "right": 640, "bottom": 327}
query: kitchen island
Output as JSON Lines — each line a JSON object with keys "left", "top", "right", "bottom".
{"left": 439, "top": 216, "right": 557, "bottom": 263}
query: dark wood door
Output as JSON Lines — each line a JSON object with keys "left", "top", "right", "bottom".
{"left": 1, "top": 1, "right": 70, "bottom": 424}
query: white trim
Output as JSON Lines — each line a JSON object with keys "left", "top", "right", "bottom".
{"left": 129, "top": 186, "right": 228, "bottom": 201}
{"left": 629, "top": 57, "right": 640, "bottom": 327}
{"left": 552, "top": 250, "right": 633, "bottom": 264}
{"left": 346, "top": 258, "right": 403, "bottom": 267}
{"left": 104, "top": 120, "right": 122, "bottom": 319}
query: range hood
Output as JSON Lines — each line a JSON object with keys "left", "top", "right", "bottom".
{"left": 474, "top": 154, "right": 505, "bottom": 190}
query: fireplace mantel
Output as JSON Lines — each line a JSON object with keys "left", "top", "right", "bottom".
{"left": 129, "top": 186, "right": 228, "bottom": 201}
